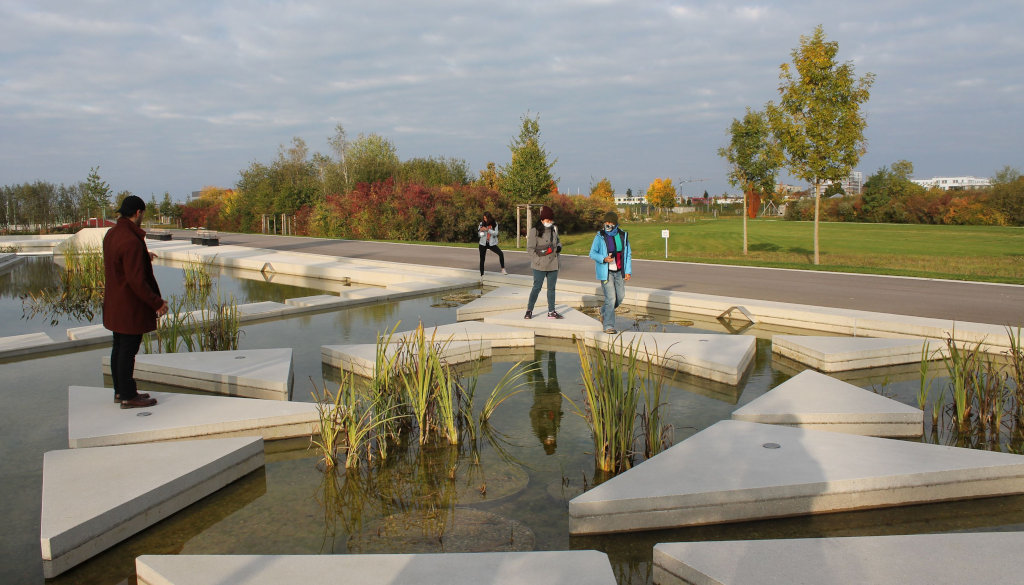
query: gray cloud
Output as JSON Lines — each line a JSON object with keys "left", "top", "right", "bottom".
{"left": 0, "top": 0, "right": 1020, "bottom": 199}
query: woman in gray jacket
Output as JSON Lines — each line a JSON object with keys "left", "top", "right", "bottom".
{"left": 525, "top": 205, "right": 563, "bottom": 319}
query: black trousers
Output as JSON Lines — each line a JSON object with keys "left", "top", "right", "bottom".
{"left": 110, "top": 332, "right": 143, "bottom": 399}
{"left": 479, "top": 244, "right": 505, "bottom": 275}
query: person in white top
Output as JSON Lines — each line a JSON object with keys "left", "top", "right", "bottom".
{"left": 477, "top": 211, "right": 507, "bottom": 276}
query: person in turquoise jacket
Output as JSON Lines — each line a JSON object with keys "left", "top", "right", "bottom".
{"left": 589, "top": 211, "right": 631, "bottom": 334}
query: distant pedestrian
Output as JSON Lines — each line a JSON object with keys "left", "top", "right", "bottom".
{"left": 525, "top": 205, "right": 563, "bottom": 319}
{"left": 477, "top": 211, "right": 507, "bottom": 276}
{"left": 103, "top": 195, "right": 168, "bottom": 409}
{"left": 589, "top": 211, "right": 631, "bottom": 334}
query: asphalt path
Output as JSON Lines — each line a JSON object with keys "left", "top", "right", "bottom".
{"left": 177, "top": 231, "right": 1024, "bottom": 327}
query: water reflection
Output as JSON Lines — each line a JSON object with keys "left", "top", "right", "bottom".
{"left": 528, "top": 351, "right": 563, "bottom": 455}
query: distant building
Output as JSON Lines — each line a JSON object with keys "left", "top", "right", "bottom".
{"left": 614, "top": 193, "right": 646, "bottom": 206}
{"left": 910, "top": 176, "right": 991, "bottom": 190}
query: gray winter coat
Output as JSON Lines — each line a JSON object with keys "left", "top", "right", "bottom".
{"left": 527, "top": 225, "right": 560, "bottom": 271}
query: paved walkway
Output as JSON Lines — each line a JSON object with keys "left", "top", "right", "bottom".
{"left": 180, "top": 231, "right": 1024, "bottom": 327}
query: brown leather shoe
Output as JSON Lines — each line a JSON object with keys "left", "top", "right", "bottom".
{"left": 114, "top": 393, "right": 150, "bottom": 403}
{"left": 120, "top": 396, "right": 158, "bottom": 409}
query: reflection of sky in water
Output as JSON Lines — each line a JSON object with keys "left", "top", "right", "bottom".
{"left": 0, "top": 268, "right": 993, "bottom": 585}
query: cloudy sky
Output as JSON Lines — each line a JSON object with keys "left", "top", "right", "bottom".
{"left": 1, "top": 1, "right": 1021, "bottom": 200}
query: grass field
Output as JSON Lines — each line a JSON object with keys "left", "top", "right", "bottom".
{"left": 549, "top": 218, "right": 1024, "bottom": 285}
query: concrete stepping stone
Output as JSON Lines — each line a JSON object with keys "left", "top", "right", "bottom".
{"left": 41, "top": 436, "right": 263, "bottom": 578}
{"left": 68, "top": 386, "right": 319, "bottom": 447}
{"left": 585, "top": 331, "right": 755, "bottom": 385}
{"left": 483, "top": 305, "right": 602, "bottom": 339}
{"left": 458, "top": 286, "right": 600, "bottom": 320}
{"left": 395, "top": 321, "right": 535, "bottom": 348}
{"left": 0, "top": 331, "right": 54, "bottom": 357}
{"left": 772, "top": 335, "right": 934, "bottom": 372}
{"left": 101, "top": 348, "right": 294, "bottom": 400}
{"left": 235, "top": 301, "right": 289, "bottom": 320}
{"left": 732, "top": 369, "right": 923, "bottom": 437}
{"left": 322, "top": 340, "right": 492, "bottom": 377}
{"left": 66, "top": 323, "right": 111, "bottom": 341}
{"left": 136, "top": 550, "right": 617, "bottom": 585}
{"left": 653, "top": 532, "right": 1024, "bottom": 585}
{"left": 568, "top": 419, "right": 1024, "bottom": 535}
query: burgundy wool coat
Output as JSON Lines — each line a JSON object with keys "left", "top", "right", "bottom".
{"left": 103, "top": 217, "right": 164, "bottom": 335}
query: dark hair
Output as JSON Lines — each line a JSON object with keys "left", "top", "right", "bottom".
{"left": 482, "top": 211, "right": 496, "bottom": 228}
{"left": 116, "top": 195, "right": 146, "bottom": 217}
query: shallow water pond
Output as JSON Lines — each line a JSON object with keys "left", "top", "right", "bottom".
{"left": 2, "top": 260, "right": 1021, "bottom": 585}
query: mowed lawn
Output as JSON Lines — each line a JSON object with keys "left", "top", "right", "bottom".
{"left": 555, "top": 218, "right": 1024, "bottom": 284}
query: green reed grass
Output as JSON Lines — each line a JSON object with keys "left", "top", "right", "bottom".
{"left": 567, "top": 336, "right": 671, "bottom": 473}
{"left": 182, "top": 254, "right": 214, "bottom": 293}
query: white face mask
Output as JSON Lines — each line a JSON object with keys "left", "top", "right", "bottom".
{"left": 542, "top": 221, "right": 553, "bottom": 228}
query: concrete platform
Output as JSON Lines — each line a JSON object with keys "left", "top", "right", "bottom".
{"left": 458, "top": 285, "right": 601, "bottom": 320}
{"left": 68, "top": 386, "right": 319, "bottom": 447}
{"left": 732, "top": 369, "right": 924, "bottom": 437}
{"left": 136, "top": 550, "right": 617, "bottom": 585}
{"left": 772, "top": 335, "right": 934, "bottom": 372}
{"left": 585, "top": 331, "right": 756, "bottom": 385}
{"left": 483, "top": 305, "right": 602, "bottom": 340}
{"left": 568, "top": 419, "right": 1024, "bottom": 535}
{"left": 322, "top": 340, "right": 492, "bottom": 377}
{"left": 653, "top": 532, "right": 1024, "bottom": 585}
{"left": 66, "top": 323, "right": 111, "bottom": 341}
{"left": 0, "top": 331, "right": 54, "bottom": 357}
{"left": 100, "top": 348, "right": 294, "bottom": 400}
{"left": 395, "top": 321, "right": 535, "bottom": 348}
{"left": 41, "top": 436, "right": 263, "bottom": 578}
{"left": 235, "top": 301, "right": 290, "bottom": 320}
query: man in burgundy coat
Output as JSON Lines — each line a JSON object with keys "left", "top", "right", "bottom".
{"left": 103, "top": 195, "right": 168, "bottom": 408}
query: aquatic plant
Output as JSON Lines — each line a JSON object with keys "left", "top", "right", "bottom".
{"left": 568, "top": 335, "right": 672, "bottom": 473}
{"left": 182, "top": 254, "right": 215, "bottom": 294}
{"left": 20, "top": 242, "right": 105, "bottom": 325}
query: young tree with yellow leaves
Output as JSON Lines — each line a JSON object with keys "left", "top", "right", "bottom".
{"left": 590, "top": 178, "right": 615, "bottom": 209}
{"left": 767, "top": 25, "right": 874, "bottom": 265}
{"left": 646, "top": 178, "right": 677, "bottom": 211}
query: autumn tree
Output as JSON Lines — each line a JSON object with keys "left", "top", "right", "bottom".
{"left": 475, "top": 162, "right": 500, "bottom": 190}
{"left": 767, "top": 25, "right": 874, "bottom": 264}
{"left": 718, "top": 108, "right": 784, "bottom": 254}
{"left": 646, "top": 178, "right": 677, "bottom": 210}
{"left": 590, "top": 177, "right": 615, "bottom": 209}
{"left": 499, "top": 113, "right": 557, "bottom": 204}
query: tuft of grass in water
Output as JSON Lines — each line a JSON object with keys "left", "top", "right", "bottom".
{"left": 567, "top": 335, "right": 672, "bottom": 474}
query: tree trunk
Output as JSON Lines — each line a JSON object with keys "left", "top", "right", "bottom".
{"left": 742, "top": 188, "right": 748, "bottom": 255}
{"left": 813, "top": 180, "right": 820, "bottom": 265}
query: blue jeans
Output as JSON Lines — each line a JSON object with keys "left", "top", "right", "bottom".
{"left": 528, "top": 269, "right": 558, "bottom": 313}
{"left": 600, "top": 271, "right": 626, "bottom": 329}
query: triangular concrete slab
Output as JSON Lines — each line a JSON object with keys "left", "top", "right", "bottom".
{"left": 137, "top": 550, "right": 617, "bottom": 585}
{"left": 569, "top": 420, "right": 1024, "bottom": 534}
{"left": 585, "top": 331, "right": 755, "bottom": 385}
{"left": 68, "top": 386, "right": 319, "bottom": 447}
{"left": 394, "top": 321, "right": 535, "bottom": 348}
{"left": 0, "top": 331, "right": 54, "bottom": 357}
{"left": 66, "top": 323, "right": 110, "bottom": 341}
{"left": 772, "top": 335, "right": 934, "bottom": 372}
{"left": 458, "top": 286, "right": 600, "bottom": 320}
{"left": 653, "top": 532, "right": 1024, "bottom": 585}
{"left": 732, "top": 369, "right": 923, "bottom": 437}
{"left": 322, "top": 340, "right": 493, "bottom": 377}
{"left": 41, "top": 436, "right": 263, "bottom": 578}
{"left": 483, "top": 305, "right": 602, "bottom": 339}
{"left": 101, "top": 348, "right": 294, "bottom": 400}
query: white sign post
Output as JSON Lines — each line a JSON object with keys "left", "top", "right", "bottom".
{"left": 661, "top": 229, "right": 670, "bottom": 258}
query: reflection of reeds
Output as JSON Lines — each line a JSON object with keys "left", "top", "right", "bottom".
{"left": 21, "top": 242, "right": 104, "bottom": 325}
{"left": 568, "top": 336, "right": 672, "bottom": 473}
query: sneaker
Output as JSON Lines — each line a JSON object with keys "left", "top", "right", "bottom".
{"left": 114, "top": 392, "right": 150, "bottom": 403}
{"left": 501, "top": 268, "right": 508, "bottom": 275}
{"left": 524, "top": 310, "right": 533, "bottom": 320}
{"left": 604, "top": 327, "right": 617, "bottom": 334}
{"left": 547, "top": 311, "right": 564, "bottom": 319}
{"left": 120, "top": 396, "right": 158, "bottom": 409}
